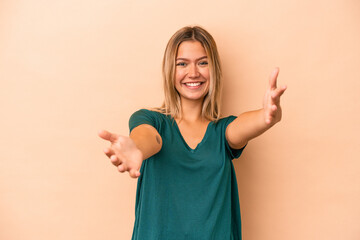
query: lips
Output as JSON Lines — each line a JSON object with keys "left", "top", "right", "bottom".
{"left": 183, "top": 82, "right": 204, "bottom": 89}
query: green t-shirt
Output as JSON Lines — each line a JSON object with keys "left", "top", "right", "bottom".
{"left": 129, "top": 109, "right": 246, "bottom": 240}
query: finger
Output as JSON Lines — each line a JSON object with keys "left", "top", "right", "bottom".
{"left": 265, "top": 117, "right": 272, "bottom": 125}
{"left": 110, "top": 155, "right": 122, "bottom": 166}
{"left": 129, "top": 169, "right": 140, "bottom": 178}
{"left": 104, "top": 147, "right": 115, "bottom": 158}
{"left": 271, "top": 104, "right": 277, "bottom": 112}
{"left": 273, "top": 85, "right": 287, "bottom": 98}
{"left": 271, "top": 85, "right": 287, "bottom": 103}
{"left": 271, "top": 88, "right": 285, "bottom": 104}
{"left": 118, "top": 164, "right": 126, "bottom": 173}
{"left": 269, "top": 67, "right": 279, "bottom": 90}
{"left": 98, "top": 130, "right": 118, "bottom": 143}
{"left": 267, "top": 105, "right": 277, "bottom": 119}
{"left": 265, "top": 104, "right": 278, "bottom": 124}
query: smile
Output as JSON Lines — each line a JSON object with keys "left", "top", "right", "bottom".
{"left": 182, "top": 82, "right": 204, "bottom": 89}
{"left": 185, "top": 82, "right": 202, "bottom": 87}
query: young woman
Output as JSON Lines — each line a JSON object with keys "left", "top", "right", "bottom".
{"left": 98, "top": 26, "right": 287, "bottom": 240}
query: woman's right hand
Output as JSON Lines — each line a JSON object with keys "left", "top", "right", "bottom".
{"left": 98, "top": 130, "right": 143, "bottom": 178}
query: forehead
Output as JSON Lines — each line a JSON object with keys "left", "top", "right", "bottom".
{"left": 176, "top": 41, "right": 207, "bottom": 58}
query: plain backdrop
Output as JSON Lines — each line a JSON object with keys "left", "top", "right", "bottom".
{"left": 1, "top": 0, "right": 359, "bottom": 239}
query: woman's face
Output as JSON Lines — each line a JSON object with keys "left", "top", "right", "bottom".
{"left": 175, "top": 40, "right": 210, "bottom": 103}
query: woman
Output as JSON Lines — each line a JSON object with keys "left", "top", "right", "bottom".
{"left": 98, "top": 26, "right": 287, "bottom": 239}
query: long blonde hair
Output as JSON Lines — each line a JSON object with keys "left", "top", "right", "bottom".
{"left": 153, "top": 25, "right": 223, "bottom": 121}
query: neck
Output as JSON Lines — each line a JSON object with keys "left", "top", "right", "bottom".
{"left": 177, "top": 97, "right": 206, "bottom": 123}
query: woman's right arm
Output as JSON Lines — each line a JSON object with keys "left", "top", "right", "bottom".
{"left": 98, "top": 124, "right": 162, "bottom": 178}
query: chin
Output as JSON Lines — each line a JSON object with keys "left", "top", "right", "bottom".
{"left": 181, "top": 93, "right": 208, "bottom": 102}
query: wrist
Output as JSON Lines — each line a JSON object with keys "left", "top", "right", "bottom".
{"left": 133, "top": 145, "right": 145, "bottom": 162}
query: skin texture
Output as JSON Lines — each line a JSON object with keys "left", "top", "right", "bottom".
{"left": 174, "top": 41, "right": 210, "bottom": 103}
{"left": 98, "top": 40, "right": 287, "bottom": 178}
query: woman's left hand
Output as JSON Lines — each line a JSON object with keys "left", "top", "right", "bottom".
{"left": 263, "top": 67, "right": 287, "bottom": 125}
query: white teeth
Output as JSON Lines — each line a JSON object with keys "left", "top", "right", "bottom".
{"left": 185, "top": 82, "right": 201, "bottom": 87}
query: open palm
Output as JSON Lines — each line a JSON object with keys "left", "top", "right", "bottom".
{"left": 98, "top": 130, "right": 143, "bottom": 178}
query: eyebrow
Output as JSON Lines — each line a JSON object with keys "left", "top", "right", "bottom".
{"left": 176, "top": 56, "right": 208, "bottom": 61}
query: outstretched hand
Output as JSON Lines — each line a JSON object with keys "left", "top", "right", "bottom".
{"left": 98, "top": 130, "right": 143, "bottom": 178}
{"left": 263, "top": 67, "right": 287, "bottom": 125}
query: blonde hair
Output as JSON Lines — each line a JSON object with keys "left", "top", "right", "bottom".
{"left": 153, "top": 25, "right": 223, "bottom": 121}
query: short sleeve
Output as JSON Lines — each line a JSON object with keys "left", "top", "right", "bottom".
{"left": 223, "top": 115, "right": 246, "bottom": 159}
{"left": 128, "top": 109, "right": 160, "bottom": 133}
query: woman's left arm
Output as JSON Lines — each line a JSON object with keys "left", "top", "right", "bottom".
{"left": 225, "top": 67, "right": 287, "bottom": 149}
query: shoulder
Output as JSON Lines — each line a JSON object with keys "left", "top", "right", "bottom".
{"left": 214, "top": 115, "right": 237, "bottom": 128}
{"left": 209, "top": 115, "right": 237, "bottom": 136}
{"left": 219, "top": 115, "right": 246, "bottom": 158}
{"left": 130, "top": 108, "right": 166, "bottom": 119}
{"left": 129, "top": 108, "right": 168, "bottom": 132}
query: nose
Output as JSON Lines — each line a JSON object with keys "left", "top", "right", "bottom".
{"left": 188, "top": 64, "right": 200, "bottom": 78}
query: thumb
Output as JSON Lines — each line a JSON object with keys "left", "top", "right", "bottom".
{"left": 98, "top": 130, "right": 118, "bottom": 142}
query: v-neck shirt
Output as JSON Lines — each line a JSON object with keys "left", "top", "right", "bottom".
{"left": 173, "top": 119, "right": 211, "bottom": 152}
{"left": 129, "top": 109, "right": 246, "bottom": 240}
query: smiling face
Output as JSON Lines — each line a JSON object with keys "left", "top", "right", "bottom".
{"left": 175, "top": 40, "right": 210, "bottom": 103}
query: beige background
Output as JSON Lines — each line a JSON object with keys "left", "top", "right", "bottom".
{"left": 1, "top": 0, "right": 359, "bottom": 239}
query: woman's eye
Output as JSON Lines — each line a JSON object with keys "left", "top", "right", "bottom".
{"left": 176, "top": 62, "right": 186, "bottom": 66}
{"left": 199, "top": 61, "right": 208, "bottom": 66}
